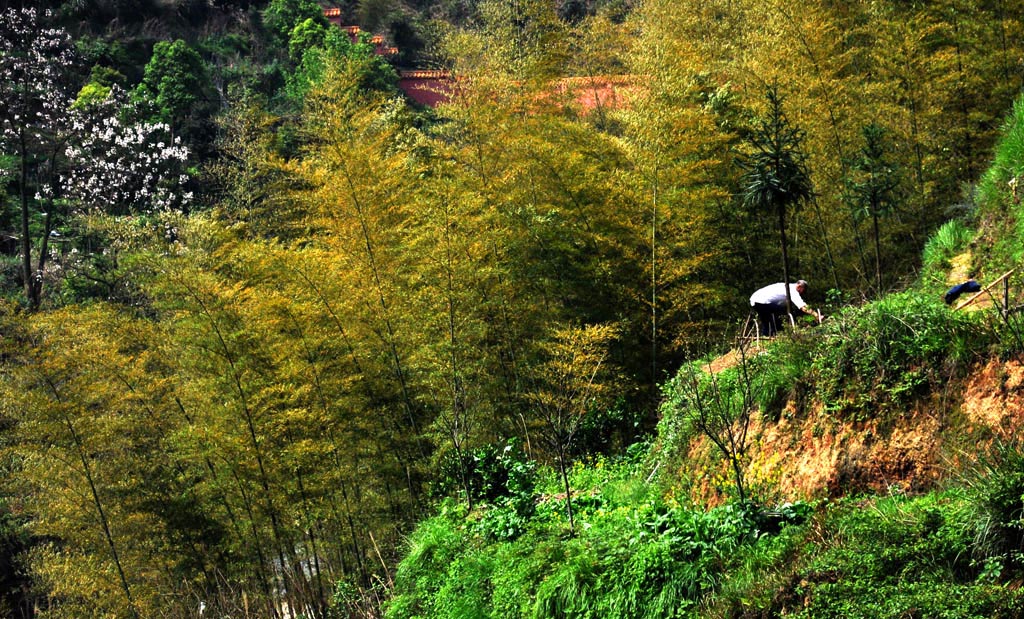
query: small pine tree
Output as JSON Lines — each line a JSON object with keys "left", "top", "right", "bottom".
{"left": 737, "top": 85, "right": 813, "bottom": 316}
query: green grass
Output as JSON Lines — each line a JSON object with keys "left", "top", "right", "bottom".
{"left": 975, "top": 94, "right": 1024, "bottom": 268}
{"left": 784, "top": 491, "right": 1024, "bottom": 619}
{"left": 810, "top": 290, "right": 991, "bottom": 417}
{"left": 978, "top": 96, "right": 1024, "bottom": 215}
{"left": 702, "top": 490, "right": 1024, "bottom": 618}
{"left": 389, "top": 476, "right": 1024, "bottom": 619}
{"left": 920, "top": 219, "right": 974, "bottom": 283}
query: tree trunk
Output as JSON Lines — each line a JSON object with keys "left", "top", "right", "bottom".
{"left": 651, "top": 164, "right": 659, "bottom": 402}
{"left": 45, "top": 378, "right": 139, "bottom": 619}
{"left": 19, "top": 133, "right": 36, "bottom": 310}
{"left": 873, "top": 211, "right": 882, "bottom": 296}
{"left": 557, "top": 450, "right": 576, "bottom": 537}
{"left": 810, "top": 196, "right": 841, "bottom": 292}
{"left": 779, "top": 203, "right": 793, "bottom": 319}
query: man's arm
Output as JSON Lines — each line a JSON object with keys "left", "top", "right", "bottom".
{"left": 801, "top": 305, "right": 823, "bottom": 322}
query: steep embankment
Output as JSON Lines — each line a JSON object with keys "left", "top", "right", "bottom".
{"left": 385, "top": 288, "right": 1024, "bottom": 617}
{"left": 684, "top": 220, "right": 1019, "bottom": 506}
{"left": 686, "top": 356, "right": 1024, "bottom": 504}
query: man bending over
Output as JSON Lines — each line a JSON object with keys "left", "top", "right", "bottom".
{"left": 749, "top": 280, "right": 822, "bottom": 337}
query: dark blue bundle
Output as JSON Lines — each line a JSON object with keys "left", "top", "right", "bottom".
{"left": 944, "top": 279, "right": 981, "bottom": 305}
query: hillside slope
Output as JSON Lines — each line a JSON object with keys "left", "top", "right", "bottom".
{"left": 384, "top": 97, "right": 1024, "bottom": 619}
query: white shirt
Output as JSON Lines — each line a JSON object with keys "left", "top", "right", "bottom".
{"left": 750, "top": 283, "right": 807, "bottom": 309}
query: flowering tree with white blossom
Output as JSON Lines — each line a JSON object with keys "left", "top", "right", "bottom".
{"left": 0, "top": 10, "right": 193, "bottom": 308}
{"left": 0, "top": 8, "right": 77, "bottom": 309}
{"left": 64, "top": 85, "right": 192, "bottom": 217}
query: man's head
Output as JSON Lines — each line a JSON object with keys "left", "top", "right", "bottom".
{"left": 796, "top": 280, "right": 808, "bottom": 294}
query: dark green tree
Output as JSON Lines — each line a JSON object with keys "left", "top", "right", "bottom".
{"left": 72, "top": 65, "right": 125, "bottom": 109}
{"left": 0, "top": 498, "right": 31, "bottom": 618}
{"left": 737, "top": 85, "right": 813, "bottom": 316}
{"left": 284, "top": 27, "right": 398, "bottom": 105}
{"left": 135, "top": 40, "right": 211, "bottom": 134}
{"left": 288, "top": 17, "right": 330, "bottom": 63}
{"left": 263, "top": 0, "right": 327, "bottom": 43}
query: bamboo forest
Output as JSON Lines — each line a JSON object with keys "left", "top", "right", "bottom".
{"left": 5, "top": 1, "right": 1024, "bottom": 617}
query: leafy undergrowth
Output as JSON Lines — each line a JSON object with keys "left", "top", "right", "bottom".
{"left": 720, "top": 489, "right": 1024, "bottom": 618}
{"left": 387, "top": 93, "right": 1024, "bottom": 618}
{"left": 780, "top": 491, "right": 1022, "bottom": 619}
{"left": 389, "top": 455, "right": 1024, "bottom": 619}
{"left": 388, "top": 457, "right": 811, "bottom": 619}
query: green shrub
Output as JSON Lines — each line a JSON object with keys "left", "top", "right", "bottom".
{"left": 811, "top": 291, "right": 991, "bottom": 416}
{"left": 474, "top": 498, "right": 536, "bottom": 542}
{"left": 570, "top": 399, "right": 646, "bottom": 459}
{"left": 389, "top": 479, "right": 802, "bottom": 619}
{"left": 786, "top": 491, "right": 1024, "bottom": 619}
{"left": 964, "top": 441, "right": 1024, "bottom": 578}
{"left": 793, "top": 579, "right": 1024, "bottom": 619}
{"left": 433, "top": 440, "right": 537, "bottom": 511}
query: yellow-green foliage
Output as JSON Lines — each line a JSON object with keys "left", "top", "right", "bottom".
{"left": 9, "top": 0, "right": 1024, "bottom": 615}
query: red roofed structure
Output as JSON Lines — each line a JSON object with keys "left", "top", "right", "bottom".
{"left": 321, "top": 11, "right": 396, "bottom": 56}
{"left": 321, "top": 8, "right": 633, "bottom": 110}
{"left": 322, "top": 7, "right": 342, "bottom": 24}
{"left": 397, "top": 70, "right": 457, "bottom": 107}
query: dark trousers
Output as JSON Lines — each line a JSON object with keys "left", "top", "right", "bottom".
{"left": 753, "top": 302, "right": 788, "bottom": 337}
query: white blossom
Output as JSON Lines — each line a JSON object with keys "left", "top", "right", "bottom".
{"left": 62, "top": 85, "right": 192, "bottom": 215}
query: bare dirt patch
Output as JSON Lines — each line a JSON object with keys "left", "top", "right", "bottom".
{"left": 961, "top": 358, "right": 1024, "bottom": 438}
{"left": 682, "top": 357, "right": 1022, "bottom": 505}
